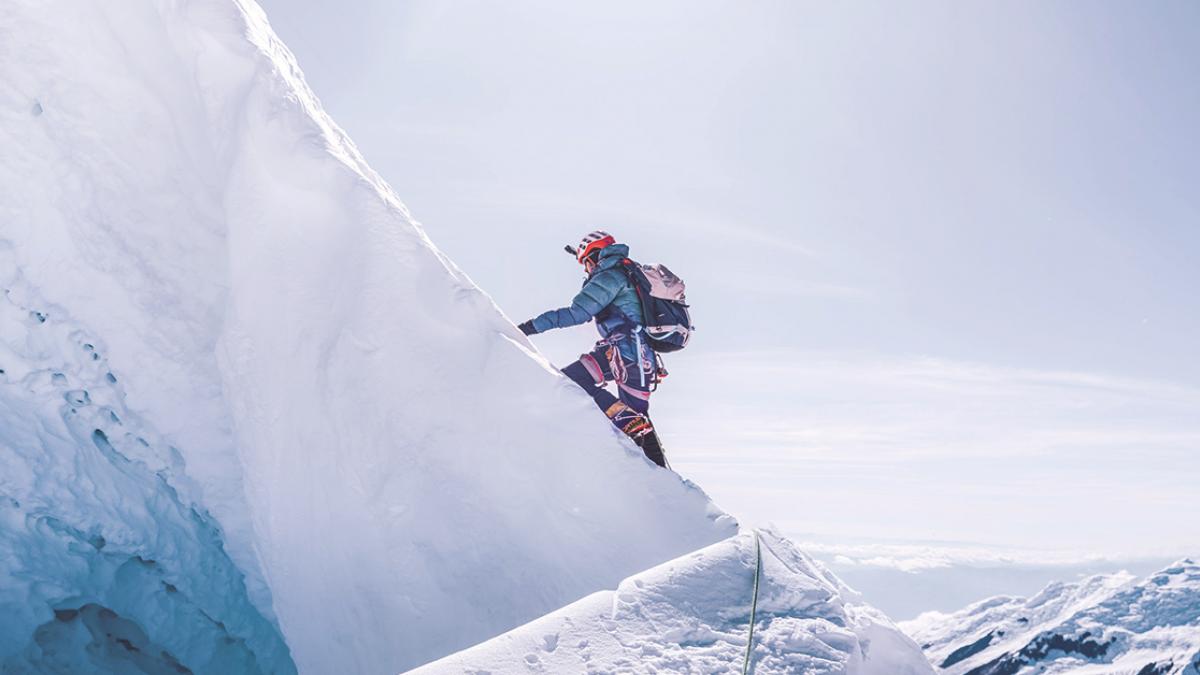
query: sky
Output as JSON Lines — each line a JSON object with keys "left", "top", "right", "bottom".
{"left": 257, "top": 0, "right": 1200, "bottom": 615}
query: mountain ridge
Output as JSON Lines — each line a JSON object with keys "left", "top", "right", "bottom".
{"left": 902, "top": 559, "right": 1200, "bottom": 675}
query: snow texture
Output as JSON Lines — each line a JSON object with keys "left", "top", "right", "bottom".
{"left": 413, "top": 529, "right": 935, "bottom": 674}
{"left": 0, "top": 256, "right": 295, "bottom": 673}
{"left": 902, "top": 559, "right": 1200, "bottom": 675}
{"left": 1, "top": 0, "right": 735, "bottom": 673}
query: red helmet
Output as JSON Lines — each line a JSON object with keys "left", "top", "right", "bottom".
{"left": 576, "top": 230, "right": 615, "bottom": 264}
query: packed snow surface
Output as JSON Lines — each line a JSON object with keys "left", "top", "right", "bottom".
{"left": 413, "top": 529, "right": 935, "bottom": 674}
{"left": 0, "top": 0, "right": 735, "bottom": 672}
{"left": 902, "top": 559, "right": 1200, "bottom": 675}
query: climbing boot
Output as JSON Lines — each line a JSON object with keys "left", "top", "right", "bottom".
{"left": 605, "top": 402, "right": 668, "bottom": 468}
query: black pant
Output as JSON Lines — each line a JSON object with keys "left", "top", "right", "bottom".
{"left": 561, "top": 339, "right": 652, "bottom": 415}
{"left": 562, "top": 339, "right": 666, "bottom": 467}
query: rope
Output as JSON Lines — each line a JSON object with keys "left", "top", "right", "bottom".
{"left": 742, "top": 529, "right": 763, "bottom": 675}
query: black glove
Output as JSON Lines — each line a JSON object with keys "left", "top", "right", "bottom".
{"left": 517, "top": 320, "right": 537, "bottom": 336}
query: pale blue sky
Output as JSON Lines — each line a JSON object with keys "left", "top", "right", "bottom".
{"left": 258, "top": 0, "right": 1199, "bottom": 593}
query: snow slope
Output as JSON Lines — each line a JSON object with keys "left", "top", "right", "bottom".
{"left": 901, "top": 559, "right": 1200, "bottom": 675}
{"left": 1, "top": 0, "right": 734, "bottom": 672}
{"left": 414, "top": 530, "right": 935, "bottom": 675}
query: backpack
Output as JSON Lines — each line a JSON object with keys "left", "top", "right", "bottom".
{"left": 620, "top": 259, "right": 694, "bottom": 352}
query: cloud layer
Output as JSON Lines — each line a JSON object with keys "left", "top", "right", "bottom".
{"left": 658, "top": 352, "right": 1200, "bottom": 558}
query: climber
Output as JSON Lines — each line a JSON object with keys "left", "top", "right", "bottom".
{"left": 518, "top": 231, "right": 667, "bottom": 467}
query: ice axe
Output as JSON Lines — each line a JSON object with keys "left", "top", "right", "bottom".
{"left": 564, "top": 244, "right": 578, "bottom": 259}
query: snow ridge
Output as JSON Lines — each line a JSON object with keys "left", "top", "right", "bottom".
{"left": 414, "top": 530, "right": 936, "bottom": 674}
{"left": 902, "top": 560, "right": 1200, "bottom": 675}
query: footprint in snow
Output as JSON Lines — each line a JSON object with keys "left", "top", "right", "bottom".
{"left": 77, "top": 340, "right": 101, "bottom": 361}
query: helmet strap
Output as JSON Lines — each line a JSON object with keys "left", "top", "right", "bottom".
{"left": 582, "top": 249, "right": 603, "bottom": 273}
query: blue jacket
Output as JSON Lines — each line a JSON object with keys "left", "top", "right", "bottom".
{"left": 530, "top": 244, "right": 644, "bottom": 340}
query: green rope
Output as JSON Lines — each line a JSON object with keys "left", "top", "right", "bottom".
{"left": 742, "top": 529, "right": 763, "bottom": 675}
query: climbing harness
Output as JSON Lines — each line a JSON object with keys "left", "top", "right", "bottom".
{"left": 596, "top": 330, "right": 658, "bottom": 392}
{"left": 742, "top": 529, "right": 763, "bottom": 675}
{"left": 604, "top": 343, "right": 628, "bottom": 385}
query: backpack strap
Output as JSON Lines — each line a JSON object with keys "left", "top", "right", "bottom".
{"left": 617, "top": 258, "right": 650, "bottom": 327}
{"left": 619, "top": 258, "right": 650, "bottom": 297}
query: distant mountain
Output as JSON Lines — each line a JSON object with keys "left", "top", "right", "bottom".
{"left": 901, "top": 559, "right": 1200, "bottom": 675}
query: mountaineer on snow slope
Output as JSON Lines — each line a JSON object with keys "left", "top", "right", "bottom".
{"left": 519, "top": 231, "right": 695, "bottom": 468}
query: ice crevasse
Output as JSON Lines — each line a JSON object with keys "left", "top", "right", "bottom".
{"left": 0, "top": 1, "right": 930, "bottom": 674}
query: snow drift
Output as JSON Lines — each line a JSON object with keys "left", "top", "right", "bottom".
{"left": 1, "top": 0, "right": 734, "bottom": 672}
{"left": 414, "top": 529, "right": 935, "bottom": 674}
{"left": 902, "top": 559, "right": 1200, "bottom": 675}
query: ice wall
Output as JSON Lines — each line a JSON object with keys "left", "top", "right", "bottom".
{"left": 0, "top": 254, "right": 295, "bottom": 672}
